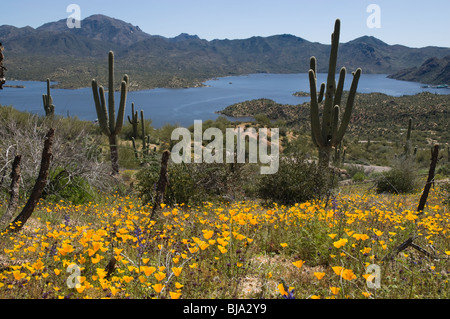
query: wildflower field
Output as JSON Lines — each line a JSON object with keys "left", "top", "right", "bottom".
{"left": 0, "top": 185, "right": 448, "bottom": 300}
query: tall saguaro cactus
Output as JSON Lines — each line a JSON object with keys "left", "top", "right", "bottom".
{"left": 43, "top": 79, "right": 55, "bottom": 116}
{"left": 92, "top": 51, "right": 129, "bottom": 175}
{"left": 309, "top": 19, "right": 362, "bottom": 168}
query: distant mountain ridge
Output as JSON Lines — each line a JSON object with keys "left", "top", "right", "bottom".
{"left": 36, "top": 14, "right": 153, "bottom": 47}
{"left": 1, "top": 14, "right": 450, "bottom": 89}
{"left": 388, "top": 55, "right": 450, "bottom": 85}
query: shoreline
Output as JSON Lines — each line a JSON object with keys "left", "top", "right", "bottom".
{"left": 6, "top": 72, "right": 449, "bottom": 93}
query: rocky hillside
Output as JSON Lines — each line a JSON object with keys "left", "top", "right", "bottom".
{"left": 388, "top": 56, "right": 450, "bottom": 85}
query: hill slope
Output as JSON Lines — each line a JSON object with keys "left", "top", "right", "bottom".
{"left": 388, "top": 56, "right": 450, "bottom": 85}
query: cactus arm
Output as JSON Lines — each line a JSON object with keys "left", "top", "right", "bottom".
{"left": 141, "top": 110, "right": 148, "bottom": 155}
{"left": 128, "top": 102, "right": 137, "bottom": 125}
{"left": 311, "top": 57, "right": 326, "bottom": 104}
{"left": 309, "top": 70, "right": 325, "bottom": 147}
{"left": 318, "top": 83, "right": 325, "bottom": 103}
{"left": 114, "top": 80, "right": 128, "bottom": 135}
{"left": 334, "top": 67, "right": 346, "bottom": 108}
{"left": 47, "top": 78, "right": 51, "bottom": 98}
{"left": 310, "top": 56, "right": 317, "bottom": 75}
{"left": 335, "top": 68, "right": 362, "bottom": 143}
{"left": 92, "top": 80, "right": 111, "bottom": 136}
{"left": 91, "top": 80, "right": 102, "bottom": 116}
{"left": 140, "top": 110, "right": 146, "bottom": 140}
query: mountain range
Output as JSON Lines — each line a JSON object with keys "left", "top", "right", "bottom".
{"left": 1, "top": 14, "right": 450, "bottom": 90}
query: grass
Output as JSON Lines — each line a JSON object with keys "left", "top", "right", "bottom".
{"left": 0, "top": 181, "right": 448, "bottom": 300}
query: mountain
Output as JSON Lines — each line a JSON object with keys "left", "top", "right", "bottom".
{"left": 388, "top": 55, "right": 450, "bottom": 85}
{"left": 1, "top": 14, "right": 450, "bottom": 90}
{"left": 37, "top": 14, "right": 153, "bottom": 47}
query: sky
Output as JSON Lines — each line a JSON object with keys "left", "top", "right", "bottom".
{"left": 1, "top": 0, "right": 449, "bottom": 48}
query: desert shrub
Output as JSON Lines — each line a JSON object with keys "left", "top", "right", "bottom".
{"left": 440, "top": 182, "right": 450, "bottom": 207}
{"left": 352, "top": 171, "right": 366, "bottom": 182}
{"left": 0, "top": 109, "right": 116, "bottom": 201}
{"left": 346, "top": 164, "right": 366, "bottom": 179}
{"left": 375, "top": 159, "right": 419, "bottom": 194}
{"left": 44, "top": 167, "right": 96, "bottom": 205}
{"left": 256, "top": 151, "right": 335, "bottom": 205}
{"left": 436, "top": 164, "right": 450, "bottom": 178}
{"left": 136, "top": 158, "right": 232, "bottom": 206}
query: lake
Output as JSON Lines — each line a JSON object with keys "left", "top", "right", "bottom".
{"left": 1, "top": 73, "right": 449, "bottom": 128}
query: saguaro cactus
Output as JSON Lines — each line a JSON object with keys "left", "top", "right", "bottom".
{"left": 128, "top": 103, "right": 139, "bottom": 140}
{"left": 43, "top": 79, "right": 55, "bottom": 116}
{"left": 309, "top": 19, "right": 362, "bottom": 168}
{"left": 404, "top": 118, "right": 413, "bottom": 158}
{"left": 131, "top": 109, "right": 151, "bottom": 160}
{"left": 92, "top": 51, "right": 129, "bottom": 175}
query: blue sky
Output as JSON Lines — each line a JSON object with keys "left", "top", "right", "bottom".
{"left": 1, "top": 0, "right": 449, "bottom": 48}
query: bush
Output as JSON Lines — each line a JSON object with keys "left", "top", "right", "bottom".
{"left": 136, "top": 158, "right": 231, "bottom": 206}
{"left": 440, "top": 182, "right": 450, "bottom": 207}
{"left": 352, "top": 171, "right": 366, "bottom": 182}
{"left": 436, "top": 164, "right": 450, "bottom": 178}
{"left": 0, "top": 110, "right": 115, "bottom": 203}
{"left": 375, "top": 159, "right": 419, "bottom": 194}
{"left": 44, "top": 167, "right": 97, "bottom": 205}
{"left": 256, "top": 151, "right": 335, "bottom": 205}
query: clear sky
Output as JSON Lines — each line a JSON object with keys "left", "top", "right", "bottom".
{"left": 1, "top": 0, "right": 449, "bottom": 48}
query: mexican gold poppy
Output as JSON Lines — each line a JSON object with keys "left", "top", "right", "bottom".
{"left": 154, "top": 272, "right": 166, "bottom": 281}
{"left": 170, "top": 291, "right": 182, "bottom": 299}
{"left": 172, "top": 267, "right": 182, "bottom": 277}
{"left": 314, "top": 272, "right": 325, "bottom": 280}
{"left": 122, "top": 276, "right": 134, "bottom": 283}
{"left": 277, "top": 283, "right": 288, "bottom": 296}
{"left": 332, "top": 266, "right": 343, "bottom": 276}
{"left": 342, "top": 269, "right": 357, "bottom": 281}
{"left": 333, "top": 238, "right": 348, "bottom": 249}
{"left": 330, "top": 287, "right": 340, "bottom": 295}
{"left": 152, "top": 283, "right": 165, "bottom": 294}
{"left": 140, "top": 266, "right": 156, "bottom": 277}
{"left": 12, "top": 271, "right": 26, "bottom": 281}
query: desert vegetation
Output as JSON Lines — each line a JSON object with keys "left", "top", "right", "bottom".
{"left": 0, "top": 19, "right": 449, "bottom": 301}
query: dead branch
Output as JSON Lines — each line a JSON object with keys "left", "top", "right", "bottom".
{"left": 7, "top": 128, "right": 55, "bottom": 233}
{"left": 151, "top": 150, "right": 170, "bottom": 220}
{"left": 0, "top": 155, "right": 22, "bottom": 228}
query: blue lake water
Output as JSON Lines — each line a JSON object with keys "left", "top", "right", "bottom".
{"left": 1, "top": 73, "right": 449, "bottom": 128}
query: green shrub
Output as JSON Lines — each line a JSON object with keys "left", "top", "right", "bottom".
{"left": 352, "top": 171, "right": 366, "bottom": 182}
{"left": 436, "top": 164, "right": 450, "bottom": 177}
{"left": 375, "top": 160, "right": 419, "bottom": 194}
{"left": 136, "top": 159, "right": 231, "bottom": 206}
{"left": 256, "top": 151, "right": 335, "bottom": 205}
{"left": 440, "top": 182, "right": 450, "bottom": 207}
{"left": 44, "top": 167, "right": 96, "bottom": 205}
